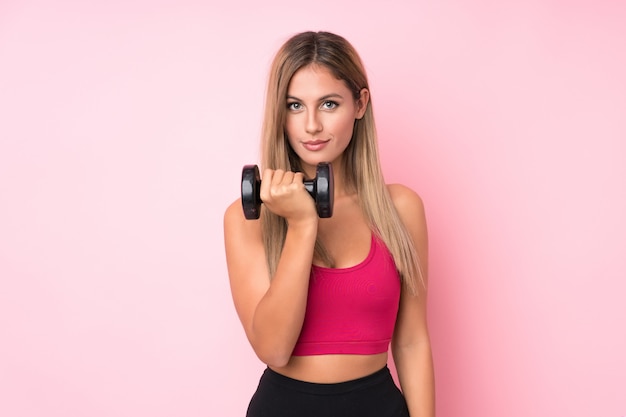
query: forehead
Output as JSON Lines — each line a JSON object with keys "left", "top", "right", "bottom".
{"left": 287, "top": 64, "right": 350, "bottom": 97}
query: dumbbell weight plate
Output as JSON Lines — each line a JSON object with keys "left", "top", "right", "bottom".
{"left": 313, "top": 162, "right": 333, "bottom": 218}
{"left": 241, "top": 165, "right": 261, "bottom": 220}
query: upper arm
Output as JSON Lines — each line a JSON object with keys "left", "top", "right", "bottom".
{"left": 223, "top": 200, "right": 271, "bottom": 343}
{"left": 388, "top": 184, "right": 430, "bottom": 349}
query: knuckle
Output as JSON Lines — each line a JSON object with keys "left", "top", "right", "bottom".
{"left": 283, "top": 172, "right": 295, "bottom": 183}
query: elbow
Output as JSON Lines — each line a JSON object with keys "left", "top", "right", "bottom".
{"left": 255, "top": 348, "right": 292, "bottom": 368}
{"left": 251, "top": 340, "right": 294, "bottom": 368}
{"left": 247, "top": 320, "right": 298, "bottom": 367}
{"left": 264, "top": 356, "right": 292, "bottom": 368}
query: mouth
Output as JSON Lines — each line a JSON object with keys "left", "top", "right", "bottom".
{"left": 302, "top": 139, "right": 330, "bottom": 151}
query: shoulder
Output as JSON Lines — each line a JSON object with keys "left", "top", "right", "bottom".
{"left": 224, "top": 198, "right": 243, "bottom": 231}
{"left": 224, "top": 198, "right": 263, "bottom": 241}
{"left": 224, "top": 198, "right": 244, "bottom": 224}
{"left": 223, "top": 198, "right": 267, "bottom": 287}
{"left": 386, "top": 183, "right": 426, "bottom": 218}
{"left": 386, "top": 183, "right": 428, "bottom": 242}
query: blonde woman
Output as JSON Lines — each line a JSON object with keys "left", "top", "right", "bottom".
{"left": 224, "top": 31, "right": 435, "bottom": 417}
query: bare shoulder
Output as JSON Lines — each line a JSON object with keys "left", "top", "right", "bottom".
{"left": 224, "top": 198, "right": 245, "bottom": 229}
{"left": 224, "top": 197, "right": 244, "bottom": 224}
{"left": 224, "top": 198, "right": 245, "bottom": 239}
{"left": 223, "top": 197, "right": 265, "bottom": 269}
{"left": 386, "top": 183, "right": 428, "bottom": 256}
{"left": 386, "top": 183, "right": 426, "bottom": 220}
{"left": 224, "top": 197, "right": 263, "bottom": 243}
{"left": 224, "top": 197, "right": 269, "bottom": 290}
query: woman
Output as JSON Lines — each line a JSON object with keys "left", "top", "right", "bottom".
{"left": 224, "top": 31, "right": 435, "bottom": 417}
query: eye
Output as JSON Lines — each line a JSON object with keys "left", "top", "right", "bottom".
{"left": 287, "top": 102, "right": 302, "bottom": 111}
{"left": 321, "top": 101, "right": 338, "bottom": 110}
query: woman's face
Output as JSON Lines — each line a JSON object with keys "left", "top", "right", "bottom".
{"left": 284, "top": 64, "right": 368, "bottom": 176}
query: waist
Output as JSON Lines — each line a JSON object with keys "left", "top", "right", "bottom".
{"left": 261, "top": 364, "right": 393, "bottom": 394}
{"left": 269, "top": 352, "right": 388, "bottom": 384}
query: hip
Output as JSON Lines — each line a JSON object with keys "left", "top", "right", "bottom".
{"left": 246, "top": 365, "right": 409, "bottom": 417}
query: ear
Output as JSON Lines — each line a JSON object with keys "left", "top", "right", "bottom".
{"left": 355, "top": 88, "right": 370, "bottom": 119}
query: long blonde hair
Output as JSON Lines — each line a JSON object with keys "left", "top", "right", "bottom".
{"left": 260, "top": 31, "right": 423, "bottom": 293}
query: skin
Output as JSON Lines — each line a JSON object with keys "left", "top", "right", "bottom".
{"left": 224, "top": 64, "right": 435, "bottom": 416}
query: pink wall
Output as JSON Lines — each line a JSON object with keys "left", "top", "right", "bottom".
{"left": 1, "top": 1, "right": 624, "bottom": 416}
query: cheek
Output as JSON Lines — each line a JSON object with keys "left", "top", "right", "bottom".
{"left": 333, "top": 116, "right": 356, "bottom": 141}
{"left": 285, "top": 115, "right": 301, "bottom": 136}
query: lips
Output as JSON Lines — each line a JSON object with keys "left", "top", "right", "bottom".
{"left": 302, "top": 139, "right": 330, "bottom": 151}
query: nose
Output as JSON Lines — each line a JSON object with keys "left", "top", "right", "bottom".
{"left": 305, "top": 110, "right": 322, "bottom": 135}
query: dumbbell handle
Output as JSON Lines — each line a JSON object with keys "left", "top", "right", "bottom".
{"left": 303, "top": 180, "right": 315, "bottom": 195}
{"left": 257, "top": 179, "right": 316, "bottom": 197}
{"left": 248, "top": 180, "right": 316, "bottom": 201}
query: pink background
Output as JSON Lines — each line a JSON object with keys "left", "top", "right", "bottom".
{"left": 1, "top": 1, "right": 625, "bottom": 416}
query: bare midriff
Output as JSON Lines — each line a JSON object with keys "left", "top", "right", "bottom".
{"left": 269, "top": 352, "right": 388, "bottom": 383}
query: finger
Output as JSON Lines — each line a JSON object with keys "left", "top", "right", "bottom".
{"left": 259, "top": 169, "right": 275, "bottom": 202}
{"left": 292, "top": 172, "right": 305, "bottom": 185}
{"left": 281, "top": 171, "right": 295, "bottom": 186}
{"left": 269, "top": 170, "right": 287, "bottom": 199}
{"left": 262, "top": 168, "right": 274, "bottom": 181}
{"left": 271, "top": 169, "right": 285, "bottom": 186}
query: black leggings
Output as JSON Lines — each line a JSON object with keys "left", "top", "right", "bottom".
{"left": 246, "top": 366, "right": 410, "bottom": 417}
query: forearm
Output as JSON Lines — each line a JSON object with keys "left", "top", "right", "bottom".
{"left": 393, "top": 341, "right": 436, "bottom": 417}
{"left": 251, "top": 221, "right": 317, "bottom": 365}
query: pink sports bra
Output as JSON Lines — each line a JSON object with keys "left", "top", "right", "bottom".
{"left": 291, "top": 234, "right": 401, "bottom": 356}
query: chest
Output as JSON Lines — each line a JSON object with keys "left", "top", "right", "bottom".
{"left": 315, "top": 199, "right": 371, "bottom": 269}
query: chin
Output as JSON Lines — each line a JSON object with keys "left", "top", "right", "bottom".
{"left": 296, "top": 154, "right": 325, "bottom": 166}
{"left": 301, "top": 157, "right": 335, "bottom": 170}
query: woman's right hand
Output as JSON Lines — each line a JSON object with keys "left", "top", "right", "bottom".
{"left": 259, "top": 169, "right": 318, "bottom": 225}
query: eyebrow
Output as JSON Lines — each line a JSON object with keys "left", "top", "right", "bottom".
{"left": 286, "top": 93, "right": 344, "bottom": 101}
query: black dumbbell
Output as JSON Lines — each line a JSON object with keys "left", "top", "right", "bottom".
{"left": 241, "top": 163, "right": 334, "bottom": 220}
